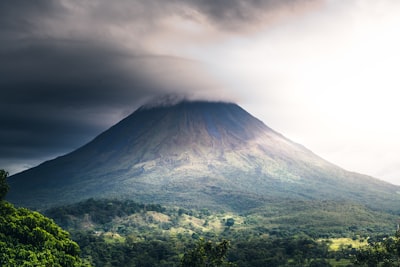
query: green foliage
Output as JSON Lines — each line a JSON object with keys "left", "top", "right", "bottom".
{"left": 0, "top": 202, "right": 90, "bottom": 266}
{"left": 181, "top": 239, "right": 235, "bottom": 267}
{"left": 354, "top": 231, "right": 400, "bottom": 266}
{"left": 44, "top": 197, "right": 397, "bottom": 266}
{"left": 229, "top": 237, "right": 333, "bottom": 267}
{"left": 46, "top": 198, "right": 165, "bottom": 226}
{"left": 73, "top": 231, "right": 179, "bottom": 266}
{"left": 225, "top": 218, "right": 234, "bottom": 227}
{"left": 0, "top": 193, "right": 90, "bottom": 266}
{"left": 0, "top": 169, "right": 9, "bottom": 200}
{"left": 252, "top": 200, "right": 397, "bottom": 238}
{"left": 70, "top": 228, "right": 343, "bottom": 266}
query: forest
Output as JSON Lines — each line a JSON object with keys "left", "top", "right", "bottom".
{"left": 2, "top": 169, "right": 400, "bottom": 266}
{"left": 0, "top": 170, "right": 89, "bottom": 266}
{"left": 45, "top": 198, "right": 400, "bottom": 266}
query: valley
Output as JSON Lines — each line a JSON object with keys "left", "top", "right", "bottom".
{"left": 44, "top": 198, "right": 399, "bottom": 266}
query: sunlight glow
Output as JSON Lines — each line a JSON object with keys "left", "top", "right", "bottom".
{"left": 188, "top": 1, "right": 400, "bottom": 184}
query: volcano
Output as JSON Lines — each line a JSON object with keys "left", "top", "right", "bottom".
{"left": 7, "top": 101, "right": 400, "bottom": 211}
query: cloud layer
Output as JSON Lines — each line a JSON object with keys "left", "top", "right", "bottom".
{"left": 1, "top": 0, "right": 319, "bottom": 173}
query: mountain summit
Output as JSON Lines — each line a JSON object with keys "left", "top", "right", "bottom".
{"left": 7, "top": 101, "right": 400, "bottom": 211}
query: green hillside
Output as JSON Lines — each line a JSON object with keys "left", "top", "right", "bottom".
{"left": 44, "top": 198, "right": 399, "bottom": 266}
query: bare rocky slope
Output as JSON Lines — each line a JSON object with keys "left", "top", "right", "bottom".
{"left": 7, "top": 101, "right": 400, "bottom": 212}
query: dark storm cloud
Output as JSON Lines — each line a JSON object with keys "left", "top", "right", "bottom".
{"left": 83, "top": 0, "right": 320, "bottom": 32}
{"left": 0, "top": 1, "right": 62, "bottom": 34}
{"left": 1, "top": 40, "right": 155, "bottom": 106}
{"left": 0, "top": 0, "right": 320, "bottom": 174}
{"left": 0, "top": 38, "right": 205, "bottom": 163}
{"left": 184, "top": 0, "right": 321, "bottom": 31}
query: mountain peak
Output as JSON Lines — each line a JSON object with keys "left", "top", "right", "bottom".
{"left": 140, "top": 94, "right": 187, "bottom": 110}
{"left": 139, "top": 94, "right": 235, "bottom": 110}
{"left": 7, "top": 101, "right": 400, "bottom": 212}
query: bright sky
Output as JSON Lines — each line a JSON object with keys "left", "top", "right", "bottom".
{"left": 159, "top": 0, "right": 400, "bottom": 185}
{"left": 1, "top": 0, "right": 400, "bottom": 185}
{"left": 260, "top": 2, "right": 399, "bottom": 185}
{"left": 239, "top": 1, "right": 400, "bottom": 185}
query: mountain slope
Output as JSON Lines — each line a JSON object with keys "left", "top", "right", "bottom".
{"left": 6, "top": 101, "right": 400, "bottom": 211}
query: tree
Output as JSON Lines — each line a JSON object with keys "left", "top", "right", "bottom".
{"left": 0, "top": 169, "right": 9, "bottom": 200}
{"left": 0, "top": 201, "right": 91, "bottom": 266}
{"left": 354, "top": 230, "right": 400, "bottom": 266}
{"left": 0, "top": 169, "right": 90, "bottom": 266}
{"left": 225, "top": 218, "right": 235, "bottom": 227}
{"left": 181, "top": 238, "right": 235, "bottom": 267}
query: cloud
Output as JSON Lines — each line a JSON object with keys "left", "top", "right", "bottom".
{"left": 0, "top": 0, "right": 322, "bottom": 174}
{"left": 0, "top": 39, "right": 225, "bottom": 165}
{"left": 185, "top": 0, "right": 323, "bottom": 31}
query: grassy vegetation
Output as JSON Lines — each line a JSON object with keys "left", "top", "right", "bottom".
{"left": 44, "top": 198, "right": 399, "bottom": 266}
{"left": 327, "top": 238, "right": 368, "bottom": 251}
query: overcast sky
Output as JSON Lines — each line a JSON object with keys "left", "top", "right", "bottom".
{"left": 2, "top": 0, "right": 400, "bottom": 185}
